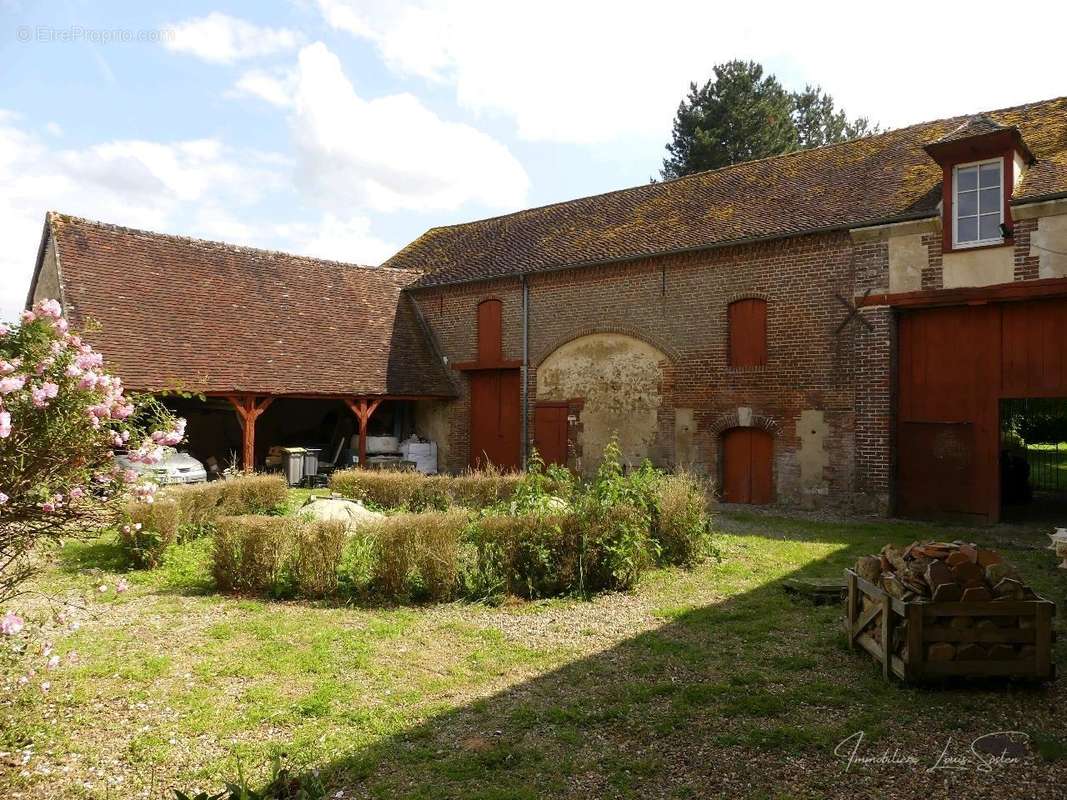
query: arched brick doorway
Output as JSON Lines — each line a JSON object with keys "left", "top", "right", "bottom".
{"left": 721, "top": 427, "right": 774, "bottom": 504}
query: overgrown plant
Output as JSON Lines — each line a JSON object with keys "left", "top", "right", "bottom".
{"left": 653, "top": 471, "right": 712, "bottom": 566}
{"left": 574, "top": 439, "right": 659, "bottom": 591}
{"left": 0, "top": 298, "right": 183, "bottom": 601}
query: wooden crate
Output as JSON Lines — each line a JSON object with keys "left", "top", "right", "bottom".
{"left": 845, "top": 569, "right": 1056, "bottom": 682}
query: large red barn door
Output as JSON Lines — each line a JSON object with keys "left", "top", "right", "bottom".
{"left": 896, "top": 305, "right": 1001, "bottom": 520}
{"left": 469, "top": 369, "right": 520, "bottom": 470}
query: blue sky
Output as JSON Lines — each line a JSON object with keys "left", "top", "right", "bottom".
{"left": 2, "top": 0, "right": 1065, "bottom": 319}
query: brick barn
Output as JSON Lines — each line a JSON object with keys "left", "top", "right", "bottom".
{"left": 27, "top": 96, "right": 1067, "bottom": 521}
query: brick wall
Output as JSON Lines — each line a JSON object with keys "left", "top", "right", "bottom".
{"left": 412, "top": 230, "right": 894, "bottom": 513}
{"left": 1013, "top": 218, "right": 1040, "bottom": 281}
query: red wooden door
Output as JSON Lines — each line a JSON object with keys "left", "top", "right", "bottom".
{"left": 534, "top": 403, "right": 569, "bottom": 466}
{"left": 469, "top": 369, "right": 520, "bottom": 470}
{"left": 721, "top": 428, "right": 773, "bottom": 504}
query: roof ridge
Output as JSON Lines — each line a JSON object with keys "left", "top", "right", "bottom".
{"left": 47, "top": 211, "right": 422, "bottom": 275}
{"left": 416, "top": 94, "right": 1067, "bottom": 236}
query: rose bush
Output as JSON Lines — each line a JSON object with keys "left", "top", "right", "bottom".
{"left": 0, "top": 298, "right": 184, "bottom": 602}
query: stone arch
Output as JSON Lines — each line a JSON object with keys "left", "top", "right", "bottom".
{"left": 533, "top": 321, "right": 680, "bottom": 369}
{"left": 707, "top": 408, "right": 781, "bottom": 436}
{"left": 535, "top": 332, "right": 670, "bottom": 473}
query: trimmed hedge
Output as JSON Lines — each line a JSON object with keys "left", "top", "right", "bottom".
{"left": 121, "top": 497, "right": 181, "bottom": 568}
{"left": 468, "top": 512, "right": 576, "bottom": 599}
{"left": 329, "top": 468, "right": 521, "bottom": 511}
{"left": 325, "top": 446, "right": 713, "bottom": 602}
{"left": 213, "top": 515, "right": 293, "bottom": 594}
{"left": 364, "top": 509, "right": 469, "bottom": 601}
{"left": 120, "top": 475, "right": 289, "bottom": 567}
{"left": 159, "top": 444, "right": 714, "bottom": 604}
{"left": 290, "top": 519, "right": 348, "bottom": 599}
{"left": 165, "top": 474, "right": 288, "bottom": 523}
{"left": 212, "top": 515, "right": 348, "bottom": 598}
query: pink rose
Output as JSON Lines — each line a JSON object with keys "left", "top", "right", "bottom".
{"left": 34, "top": 298, "right": 62, "bottom": 319}
{"left": 0, "top": 411, "right": 10, "bottom": 439}
{"left": 0, "top": 375, "right": 26, "bottom": 394}
{"left": 0, "top": 612, "right": 24, "bottom": 635}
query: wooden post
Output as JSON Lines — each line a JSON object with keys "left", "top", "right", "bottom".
{"left": 846, "top": 570, "right": 858, "bottom": 650}
{"left": 227, "top": 395, "right": 274, "bottom": 472}
{"left": 880, "top": 594, "right": 892, "bottom": 680}
{"left": 904, "top": 603, "right": 922, "bottom": 682}
{"left": 344, "top": 397, "right": 383, "bottom": 466}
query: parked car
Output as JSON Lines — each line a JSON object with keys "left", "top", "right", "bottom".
{"left": 115, "top": 448, "right": 208, "bottom": 485}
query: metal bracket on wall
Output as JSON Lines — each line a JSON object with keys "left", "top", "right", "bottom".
{"left": 834, "top": 289, "right": 874, "bottom": 334}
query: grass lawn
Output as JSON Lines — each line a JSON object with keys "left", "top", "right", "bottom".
{"left": 1025, "top": 443, "right": 1067, "bottom": 493}
{"left": 2, "top": 508, "right": 1067, "bottom": 799}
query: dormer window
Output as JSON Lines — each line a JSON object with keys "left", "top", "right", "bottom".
{"left": 953, "top": 158, "right": 1002, "bottom": 247}
{"left": 923, "top": 115, "right": 1033, "bottom": 253}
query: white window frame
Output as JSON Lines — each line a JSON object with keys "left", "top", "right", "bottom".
{"left": 952, "top": 157, "right": 1004, "bottom": 249}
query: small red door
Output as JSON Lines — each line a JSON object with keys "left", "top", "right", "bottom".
{"left": 469, "top": 369, "right": 520, "bottom": 470}
{"left": 722, "top": 428, "right": 773, "bottom": 504}
{"left": 534, "top": 403, "right": 569, "bottom": 466}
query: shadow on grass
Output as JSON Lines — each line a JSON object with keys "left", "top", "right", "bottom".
{"left": 267, "top": 514, "right": 1065, "bottom": 799}
{"left": 56, "top": 534, "right": 128, "bottom": 574}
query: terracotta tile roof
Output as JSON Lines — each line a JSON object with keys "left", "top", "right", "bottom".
{"left": 39, "top": 214, "right": 456, "bottom": 397}
{"left": 931, "top": 114, "right": 1010, "bottom": 144}
{"left": 390, "top": 96, "right": 1067, "bottom": 288}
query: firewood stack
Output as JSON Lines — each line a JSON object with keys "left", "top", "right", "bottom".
{"left": 854, "top": 540, "right": 1039, "bottom": 663}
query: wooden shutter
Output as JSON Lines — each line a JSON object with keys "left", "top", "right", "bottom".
{"left": 477, "top": 299, "right": 503, "bottom": 364}
{"left": 728, "top": 298, "right": 767, "bottom": 367}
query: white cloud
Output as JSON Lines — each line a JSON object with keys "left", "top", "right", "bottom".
{"left": 232, "top": 68, "right": 294, "bottom": 108}
{"left": 165, "top": 12, "right": 302, "bottom": 64}
{"left": 0, "top": 112, "right": 396, "bottom": 323}
{"left": 239, "top": 42, "right": 529, "bottom": 213}
{"left": 316, "top": 0, "right": 1067, "bottom": 144}
{"left": 272, "top": 214, "right": 396, "bottom": 265}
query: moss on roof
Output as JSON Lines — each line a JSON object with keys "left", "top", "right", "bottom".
{"left": 388, "top": 96, "right": 1067, "bottom": 288}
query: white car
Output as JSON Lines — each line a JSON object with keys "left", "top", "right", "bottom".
{"left": 116, "top": 448, "right": 208, "bottom": 485}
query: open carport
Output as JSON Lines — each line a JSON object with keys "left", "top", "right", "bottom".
{"left": 27, "top": 213, "right": 457, "bottom": 475}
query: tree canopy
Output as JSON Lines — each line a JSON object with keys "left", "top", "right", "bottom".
{"left": 661, "top": 60, "right": 879, "bottom": 179}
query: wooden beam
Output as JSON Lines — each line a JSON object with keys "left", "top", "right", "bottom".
{"left": 451, "top": 358, "right": 524, "bottom": 372}
{"left": 344, "top": 397, "right": 384, "bottom": 467}
{"left": 858, "top": 275, "right": 1067, "bottom": 310}
{"left": 203, "top": 392, "right": 452, "bottom": 401}
{"left": 227, "top": 395, "right": 274, "bottom": 471}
